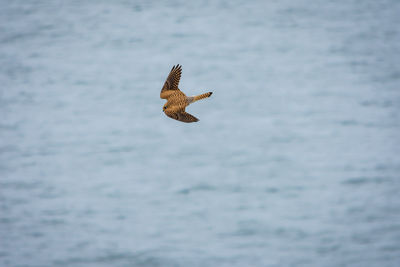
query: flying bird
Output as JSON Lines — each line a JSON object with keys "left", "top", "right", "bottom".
{"left": 160, "top": 64, "right": 212, "bottom": 123}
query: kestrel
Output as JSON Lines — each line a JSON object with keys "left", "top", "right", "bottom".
{"left": 161, "top": 64, "right": 212, "bottom": 123}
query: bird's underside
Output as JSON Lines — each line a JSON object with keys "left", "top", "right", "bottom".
{"left": 160, "top": 64, "right": 212, "bottom": 123}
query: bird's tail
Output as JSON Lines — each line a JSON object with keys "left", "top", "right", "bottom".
{"left": 193, "top": 92, "right": 213, "bottom": 102}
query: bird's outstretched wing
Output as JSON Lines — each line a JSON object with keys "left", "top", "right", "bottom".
{"left": 160, "top": 64, "right": 182, "bottom": 99}
{"left": 177, "top": 112, "right": 199, "bottom": 123}
{"left": 164, "top": 110, "right": 199, "bottom": 123}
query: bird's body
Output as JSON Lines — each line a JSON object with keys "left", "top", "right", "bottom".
{"left": 160, "top": 64, "right": 212, "bottom": 123}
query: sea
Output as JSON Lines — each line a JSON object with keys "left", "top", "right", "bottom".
{"left": 1, "top": 0, "right": 399, "bottom": 266}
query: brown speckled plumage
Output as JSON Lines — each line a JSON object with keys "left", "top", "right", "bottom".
{"left": 160, "top": 64, "right": 212, "bottom": 123}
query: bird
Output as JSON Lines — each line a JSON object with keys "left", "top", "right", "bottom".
{"left": 160, "top": 64, "right": 212, "bottom": 123}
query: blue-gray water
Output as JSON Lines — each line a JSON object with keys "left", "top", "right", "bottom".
{"left": 1, "top": 0, "right": 399, "bottom": 266}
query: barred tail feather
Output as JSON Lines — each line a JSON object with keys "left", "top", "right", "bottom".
{"left": 193, "top": 92, "right": 213, "bottom": 102}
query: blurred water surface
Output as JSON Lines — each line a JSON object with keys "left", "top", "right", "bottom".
{"left": 1, "top": 0, "right": 400, "bottom": 266}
